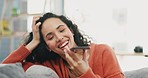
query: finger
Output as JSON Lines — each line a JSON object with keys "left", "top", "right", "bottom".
{"left": 35, "top": 22, "right": 41, "bottom": 32}
{"left": 32, "top": 16, "right": 41, "bottom": 28}
{"left": 83, "top": 50, "right": 88, "bottom": 62}
{"left": 64, "top": 49, "right": 75, "bottom": 63}
{"left": 66, "top": 48, "right": 82, "bottom": 63}
{"left": 32, "top": 19, "right": 41, "bottom": 32}
{"left": 65, "top": 46, "right": 86, "bottom": 64}
{"left": 64, "top": 49, "right": 76, "bottom": 68}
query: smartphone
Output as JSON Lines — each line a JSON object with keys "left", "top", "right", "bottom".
{"left": 70, "top": 46, "right": 90, "bottom": 52}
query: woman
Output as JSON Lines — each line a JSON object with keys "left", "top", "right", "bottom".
{"left": 2, "top": 12, "right": 124, "bottom": 78}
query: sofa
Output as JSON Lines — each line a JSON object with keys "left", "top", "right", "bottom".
{"left": 1, "top": 63, "right": 148, "bottom": 78}
{"left": 0, "top": 63, "right": 59, "bottom": 78}
{"left": 0, "top": 63, "right": 26, "bottom": 78}
{"left": 124, "top": 68, "right": 148, "bottom": 78}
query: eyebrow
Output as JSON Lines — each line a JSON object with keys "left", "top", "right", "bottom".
{"left": 45, "top": 25, "right": 64, "bottom": 38}
{"left": 56, "top": 25, "right": 64, "bottom": 29}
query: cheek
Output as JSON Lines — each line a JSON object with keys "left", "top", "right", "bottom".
{"left": 46, "top": 41, "right": 56, "bottom": 50}
{"left": 67, "top": 30, "right": 74, "bottom": 38}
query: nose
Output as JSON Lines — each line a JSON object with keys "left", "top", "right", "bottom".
{"left": 55, "top": 33, "right": 63, "bottom": 42}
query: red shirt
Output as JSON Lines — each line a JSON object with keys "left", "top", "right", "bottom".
{"left": 2, "top": 43, "right": 124, "bottom": 78}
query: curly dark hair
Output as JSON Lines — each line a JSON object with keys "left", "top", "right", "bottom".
{"left": 25, "top": 12, "right": 91, "bottom": 63}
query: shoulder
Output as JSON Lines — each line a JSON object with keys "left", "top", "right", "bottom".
{"left": 90, "top": 43, "right": 119, "bottom": 65}
{"left": 90, "top": 43, "right": 115, "bottom": 57}
{"left": 90, "top": 43, "right": 113, "bottom": 52}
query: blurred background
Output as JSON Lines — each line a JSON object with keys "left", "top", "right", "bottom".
{"left": 1, "top": 0, "right": 148, "bottom": 71}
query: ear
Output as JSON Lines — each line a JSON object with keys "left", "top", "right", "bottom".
{"left": 47, "top": 48, "right": 52, "bottom": 52}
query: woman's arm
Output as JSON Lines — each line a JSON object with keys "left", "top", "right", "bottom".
{"left": 1, "top": 45, "right": 35, "bottom": 71}
{"left": 2, "top": 16, "right": 41, "bottom": 63}
{"left": 2, "top": 45, "right": 31, "bottom": 63}
{"left": 2, "top": 16, "right": 42, "bottom": 71}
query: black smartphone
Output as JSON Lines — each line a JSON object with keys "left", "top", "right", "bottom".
{"left": 70, "top": 46, "right": 90, "bottom": 52}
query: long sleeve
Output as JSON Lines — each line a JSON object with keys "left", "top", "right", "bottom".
{"left": 79, "top": 68, "right": 124, "bottom": 78}
{"left": 79, "top": 43, "right": 125, "bottom": 78}
{"left": 2, "top": 45, "right": 30, "bottom": 63}
{"left": 101, "top": 44, "right": 124, "bottom": 78}
{"left": 2, "top": 45, "right": 34, "bottom": 71}
{"left": 78, "top": 68, "right": 101, "bottom": 78}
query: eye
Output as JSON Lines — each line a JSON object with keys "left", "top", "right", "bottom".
{"left": 59, "top": 29, "right": 65, "bottom": 32}
{"left": 47, "top": 36, "right": 54, "bottom": 40}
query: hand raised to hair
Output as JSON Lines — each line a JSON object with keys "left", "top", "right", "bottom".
{"left": 64, "top": 47, "right": 90, "bottom": 77}
{"left": 25, "top": 16, "right": 41, "bottom": 52}
{"left": 32, "top": 16, "right": 41, "bottom": 44}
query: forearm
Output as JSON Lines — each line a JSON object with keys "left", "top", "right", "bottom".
{"left": 2, "top": 45, "right": 30, "bottom": 64}
{"left": 25, "top": 40, "right": 39, "bottom": 52}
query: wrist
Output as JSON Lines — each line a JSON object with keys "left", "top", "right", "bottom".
{"left": 25, "top": 40, "right": 40, "bottom": 52}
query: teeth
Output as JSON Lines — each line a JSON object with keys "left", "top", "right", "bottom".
{"left": 59, "top": 41, "right": 68, "bottom": 48}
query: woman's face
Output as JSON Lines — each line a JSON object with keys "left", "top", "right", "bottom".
{"left": 41, "top": 18, "right": 77, "bottom": 55}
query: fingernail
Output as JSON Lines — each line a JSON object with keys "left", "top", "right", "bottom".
{"left": 36, "top": 22, "right": 41, "bottom": 26}
{"left": 64, "top": 49, "right": 67, "bottom": 52}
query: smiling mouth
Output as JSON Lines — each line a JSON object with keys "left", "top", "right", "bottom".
{"left": 59, "top": 41, "right": 69, "bottom": 49}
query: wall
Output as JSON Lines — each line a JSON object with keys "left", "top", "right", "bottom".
{"left": 0, "top": 0, "right": 4, "bottom": 18}
{"left": 64, "top": 0, "right": 148, "bottom": 71}
{"left": 64, "top": 0, "right": 148, "bottom": 53}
